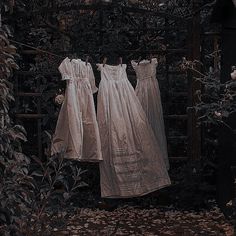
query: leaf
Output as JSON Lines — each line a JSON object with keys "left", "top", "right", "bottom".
{"left": 75, "top": 181, "right": 88, "bottom": 188}
{"left": 0, "top": 213, "right": 7, "bottom": 223}
{"left": 22, "top": 167, "right": 29, "bottom": 175}
{"left": 3, "top": 25, "right": 13, "bottom": 37}
{"left": 7, "top": 94, "right": 15, "bottom": 102}
{"left": 31, "top": 171, "right": 43, "bottom": 177}
{"left": 222, "top": 111, "right": 230, "bottom": 118}
{"left": 0, "top": 34, "right": 9, "bottom": 45}
{"left": 13, "top": 125, "right": 27, "bottom": 135}
{"left": 4, "top": 45, "right": 17, "bottom": 54}
{"left": 8, "top": 129, "right": 27, "bottom": 142}
{"left": 44, "top": 130, "right": 52, "bottom": 140}
{"left": 63, "top": 192, "right": 70, "bottom": 200}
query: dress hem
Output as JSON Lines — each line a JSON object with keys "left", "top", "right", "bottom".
{"left": 101, "top": 181, "right": 171, "bottom": 199}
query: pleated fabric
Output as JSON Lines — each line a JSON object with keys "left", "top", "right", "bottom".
{"left": 97, "top": 63, "right": 171, "bottom": 198}
{"left": 131, "top": 58, "right": 169, "bottom": 170}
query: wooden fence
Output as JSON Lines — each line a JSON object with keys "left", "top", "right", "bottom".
{"left": 14, "top": 1, "right": 208, "bottom": 161}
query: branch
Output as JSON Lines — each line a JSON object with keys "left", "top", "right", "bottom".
{"left": 184, "top": 0, "right": 217, "bottom": 18}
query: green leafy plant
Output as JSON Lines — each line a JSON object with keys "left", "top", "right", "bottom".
{"left": 181, "top": 57, "right": 236, "bottom": 129}
{"left": 0, "top": 3, "right": 32, "bottom": 235}
{"left": 17, "top": 152, "right": 88, "bottom": 236}
{"left": 179, "top": 56, "right": 236, "bottom": 215}
{"left": 0, "top": 3, "right": 88, "bottom": 235}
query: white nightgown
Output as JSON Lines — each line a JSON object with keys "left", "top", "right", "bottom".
{"left": 51, "top": 57, "right": 102, "bottom": 162}
{"left": 97, "top": 63, "right": 170, "bottom": 198}
{"left": 131, "top": 58, "right": 169, "bottom": 170}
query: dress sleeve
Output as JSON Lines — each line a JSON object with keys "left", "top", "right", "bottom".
{"left": 88, "top": 64, "right": 98, "bottom": 94}
{"left": 58, "top": 58, "right": 71, "bottom": 81}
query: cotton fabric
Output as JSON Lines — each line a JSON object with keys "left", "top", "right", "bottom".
{"left": 131, "top": 58, "right": 169, "bottom": 170}
{"left": 97, "top": 63, "right": 171, "bottom": 198}
{"left": 51, "top": 57, "right": 102, "bottom": 162}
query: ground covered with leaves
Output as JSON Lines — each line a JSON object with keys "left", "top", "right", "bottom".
{"left": 51, "top": 205, "right": 233, "bottom": 236}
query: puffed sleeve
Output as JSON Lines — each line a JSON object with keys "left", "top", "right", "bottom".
{"left": 88, "top": 63, "right": 98, "bottom": 94}
{"left": 131, "top": 60, "right": 138, "bottom": 70}
{"left": 58, "top": 58, "right": 71, "bottom": 81}
{"left": 96, "top": 63, "right": 103, "bottom": 72}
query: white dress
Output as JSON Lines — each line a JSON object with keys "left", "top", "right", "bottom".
{"left": 97, "top": 63, "right": 170, "bottom": 198}
{"left": 51, "top": 57, "right": 102, "bottom": 162}
{"left": 131, "top": 58, "right": 169, "bottom": 170}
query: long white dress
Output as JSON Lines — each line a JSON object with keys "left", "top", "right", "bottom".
{"left": 97, "top": 63, "right": 170, "bottom": 198}
{"left": 131, "top": 58, "right": 169, "bottom": 170}
{"left": 51, "top": 57, "right": 102, "bottom": 162}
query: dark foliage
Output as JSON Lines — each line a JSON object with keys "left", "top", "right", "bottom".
{"left": 0, "top": 2, "right": 88, "bottom": 235}
{"left": 1, "top": 0, "right": 233, "bottom": 234}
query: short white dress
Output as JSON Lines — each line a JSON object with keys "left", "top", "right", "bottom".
{"left": 131, "top": 58, "right": 169, "bottom": 170}
{"left": 97, "top": 63, "right": 171, "bottom": 198}
{"left": 51, "top": 57, "right": 102, "bottom": 162}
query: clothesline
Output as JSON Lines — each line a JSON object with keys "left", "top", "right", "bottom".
{"left": 52, "top": 56, "right": 170, "bottom": 198}
{"left": 9, "top": 39, "right": 65, "bottom": 59}
{"left": 9, "top": 39, "right": 166, "bottom": 59}
{"left": 9, "top": 40, "right": 127, "bottom": 62}
{"left": 9, "top": 39, "right": 158, "bottom": 71}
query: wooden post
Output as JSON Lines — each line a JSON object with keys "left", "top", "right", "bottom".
{"left": 187, "top": 0, "right": 201, "bottom": 160}
{"left": 211, "top": 0, "right": 236, "bottom": 210}
{"left": 15, "top": 74, "right": 20, "bottom": 125}
{"left": 99, "top": 5, "right": 104, "bottom": 48}
{"left": 213, "top": 36, "right": 219, "bottom": 71}
{"left": 36, "top": 77, "right": 42, "bottom": 159}
{"left": 164, "top": 18, "right": 170, "bottom": 147}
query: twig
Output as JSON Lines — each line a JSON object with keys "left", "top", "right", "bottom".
{"left": 187, "top": 66, "right": 207, "bottom": 78}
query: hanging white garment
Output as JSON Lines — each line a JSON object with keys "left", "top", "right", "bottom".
{"left": 51, "top": 57, "right": 102, "bottom": 162}
{"left": 131, "top": 58, "right": 169, "bottom": 170}
{"left": 97, "top": 63, "right": 171, "bottom": 198}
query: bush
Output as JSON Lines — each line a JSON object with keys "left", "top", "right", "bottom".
{"left": 0, "top": 3, "right": 88, "bottom": 235}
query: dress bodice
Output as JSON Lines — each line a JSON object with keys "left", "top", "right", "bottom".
{"left": 59, "top": 57, "right": 98, "bottom": 93}
{"left": 97, "top": 64, "right": 128, "bottom": 82}
{"left": 131, "top": 58, "right": 158, "bottom": 81}
{"left": 52, "top": 57, "right": 102, "bottom": 161}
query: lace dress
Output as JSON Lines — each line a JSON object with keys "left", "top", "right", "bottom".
{"left": 131, "top": 58, "right": 169, "bottom": 170}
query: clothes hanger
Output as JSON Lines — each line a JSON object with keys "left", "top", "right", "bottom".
{"left": 149, "top": 53, "right": 153, "bottom": 63}
{"left": 85, "top": 55, "right": 89, "bottom": 66}
{"left": 119, "top": 57, "right": 123, "bottom": 67}
{"left": 68, "top": 53, "right": 73, "bottom": 61}
{"left": 137, "top": 56, "right": 142, "bottom": 65}
{"left": 103, "top": 57, "right": 107, "bottom": 67}
{"left": 69, "top": 54, "right": 73, "bottom": 62}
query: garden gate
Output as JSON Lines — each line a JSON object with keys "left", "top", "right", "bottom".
{"left": 14, "top": 1, "right": 203, "bottom": 161}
